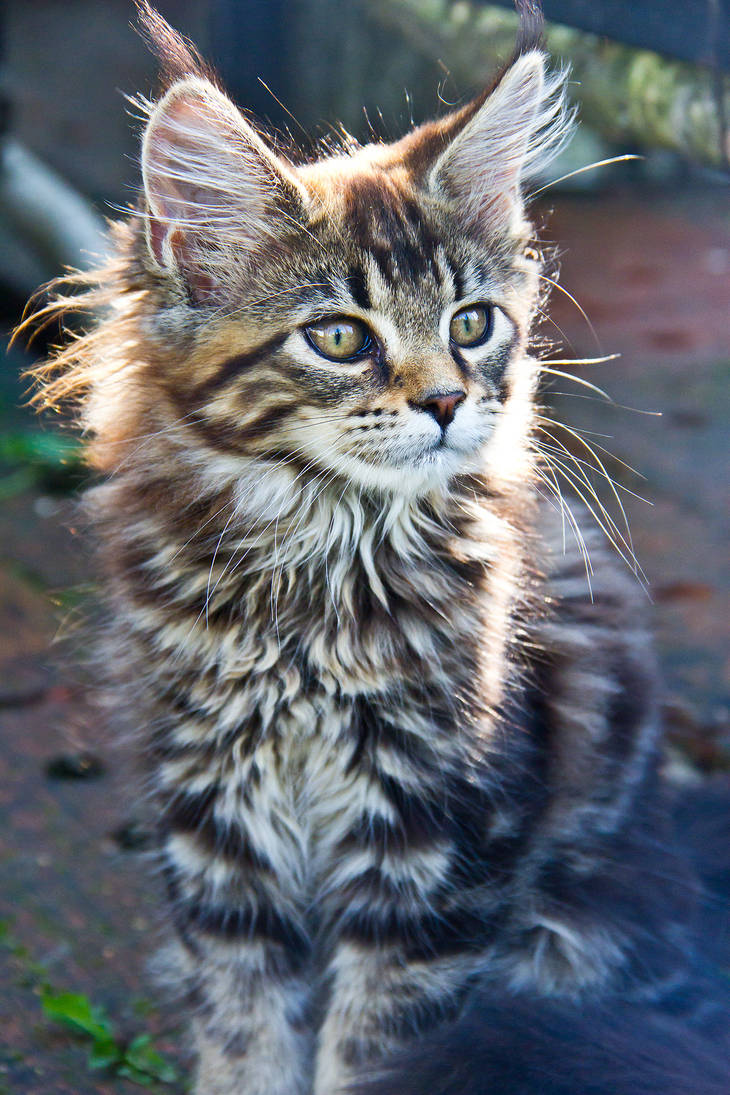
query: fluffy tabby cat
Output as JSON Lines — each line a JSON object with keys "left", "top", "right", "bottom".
{"left": 29, "top": 3, "right": 729, "bottom": 1093}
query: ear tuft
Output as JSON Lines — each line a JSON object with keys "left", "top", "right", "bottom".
{"left": 136, "top": 1, "right": 210, "bottom": 86}
{"left": 514, "top": 0, "right": 546, "bottom": 57}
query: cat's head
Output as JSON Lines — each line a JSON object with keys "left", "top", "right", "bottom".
{"left": 55, "top": 18, "right": 569, "bottom": 508}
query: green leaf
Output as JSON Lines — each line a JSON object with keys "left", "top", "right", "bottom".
{"left": 41, "top": 988, "right": 179, "bottom": 1085}
{"left": 123, "top": 1034, "right": 179, "bottom": 1084}
{"left": 116, "top": 1063, "right": 155, "bottom": 1087}
{"left": 41, "top": 990, "right": 114, "bottom": 1043}
{"left": 87, "top": 1038, "right": 123, "bottom": 1072}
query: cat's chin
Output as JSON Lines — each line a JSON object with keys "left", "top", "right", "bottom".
{"left": 223, "top": 442, "right": 486, "bottom": 527}
{"left": 333, "top": 444, "right": 487, "bottom": 499}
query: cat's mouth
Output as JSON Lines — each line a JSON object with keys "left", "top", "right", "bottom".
{"left": 383, "top": 432, "right": 489, "bottom": 478}
{"left": 429, "top": 423, "right": 490, "bottom": 457}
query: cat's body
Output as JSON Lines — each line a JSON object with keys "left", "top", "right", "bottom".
{"left": 31, "top": 5, "right": 728, "bottom": 1093}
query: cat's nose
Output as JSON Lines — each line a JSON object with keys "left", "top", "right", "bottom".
{"left": 411, "top": 389, "right": 466, "bottom": 430}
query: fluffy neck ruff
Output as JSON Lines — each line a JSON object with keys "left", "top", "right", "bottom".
{"left": 95, "top": 451, "right": 535, "bottom": 718}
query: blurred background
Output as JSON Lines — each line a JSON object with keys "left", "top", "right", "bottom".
{"left": 0, "top": 1, "right": 728, "bottom": 1091}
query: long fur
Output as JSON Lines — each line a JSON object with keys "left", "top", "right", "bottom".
{"left": 22, "top": 5, "right": 728, "bottom": 1094}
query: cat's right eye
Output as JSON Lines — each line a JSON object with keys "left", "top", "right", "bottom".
{"left": 304, "top": 317, "right": 373, "bottom": 362}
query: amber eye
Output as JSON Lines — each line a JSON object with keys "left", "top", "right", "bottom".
{"left": 304, "top": 317, "right": 373, "bottom": 362}
{"left": 449, "top": 304, "right": 492, "bottom": 348}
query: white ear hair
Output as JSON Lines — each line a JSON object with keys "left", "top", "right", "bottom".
{"left": 431, "top": 52, "right": 571, "bottom": 232}
{"left": 141, "top": 77, "right": 307, "bottom": 299}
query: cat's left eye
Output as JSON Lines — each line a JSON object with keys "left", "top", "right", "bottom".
{"left": 449, "top": 304, "right": 492, "bottom": 348}
{"left": 304, "top": 317, "right": 373, "bottom": 362}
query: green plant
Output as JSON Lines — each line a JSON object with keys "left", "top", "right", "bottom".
{"left": 41, "top": 990, "right": 179, "bottom": 1088}
{"left": 1, "top": 921, "right": 180, "bottom": 1088}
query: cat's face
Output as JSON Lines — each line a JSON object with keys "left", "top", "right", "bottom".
{"left": 137, "top": 53, "right": 567, "bottom": 500}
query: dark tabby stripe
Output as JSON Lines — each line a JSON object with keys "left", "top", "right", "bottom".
{"left": 337, "top": 901, "right": 502, "bottom": 960}
{"left": 190, "top": 332, "right": 288, "bottom": 401}
{"left": 450, "top": 264, "right": 465, "bottom": 302}
{"left": 184, "top": 403, "right": 295, "bottom": 452}
{"left": 344, "top": 176, "right": 442, "bottom": 287}
{"left": 184, "top": 900, "right": 310, "bottom": 961}
{"left": 236, "top": 403, "right": 296, "bottom": 443}
{"left": 448, "top": 344, "right": 473, "bottom": 379}
{"left": 479, "top": 339, "right": 516, "bottom": 402}
{"left": 347, "top": 265, "right": 372, "bottom": 310}
{"left": 162, "top": 787, "right": 274, "bottom": 871}
{"left": 337, "top": 809, "right": 444, "bottom": 856}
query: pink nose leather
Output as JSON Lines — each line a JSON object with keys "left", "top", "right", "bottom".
{"left": 414, "top": 390, "right": 466, "bottom": 430}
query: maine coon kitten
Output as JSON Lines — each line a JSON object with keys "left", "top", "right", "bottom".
{"left": 30, "top": 5, "right": 729, "bottom": 1094}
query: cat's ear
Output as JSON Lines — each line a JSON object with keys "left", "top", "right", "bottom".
{"left": 141, "top": 77, "right": 307, "bottom": 302}
{"left": 427, "top": 52, "right": 567, "bottom": 234}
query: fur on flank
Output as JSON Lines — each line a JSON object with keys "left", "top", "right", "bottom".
{"left": 23, "top": 3, "right": 727, "bottom": 1093}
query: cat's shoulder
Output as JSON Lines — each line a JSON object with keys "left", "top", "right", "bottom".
{"left": 523, "top": 500, "right": 660, "bottom": 789}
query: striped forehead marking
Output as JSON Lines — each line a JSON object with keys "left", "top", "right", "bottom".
{"left": 342, "top": 174, "right": 446, "bottom": 294}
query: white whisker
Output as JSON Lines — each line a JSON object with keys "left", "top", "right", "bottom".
{"left": 538, "top": 274, "right": 602, "bottom": 351}
{"left": 530, "top": 154, "right": 642, "bottom": 197}
{"left": 539, "top": 367, "right": 612, "bottom": 402}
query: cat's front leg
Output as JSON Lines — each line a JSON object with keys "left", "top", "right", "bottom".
{"left": 157, "top": 759, "right": 313, "bottom": 1095}
{"left": 190, "top": 937, "right": 311, "bottom": 1095}
{"left": 311, "top": 716, "right": 491, "bottom": 1093}
{"left": 313, "top": 939, "right": 476, "bottom": 1095}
